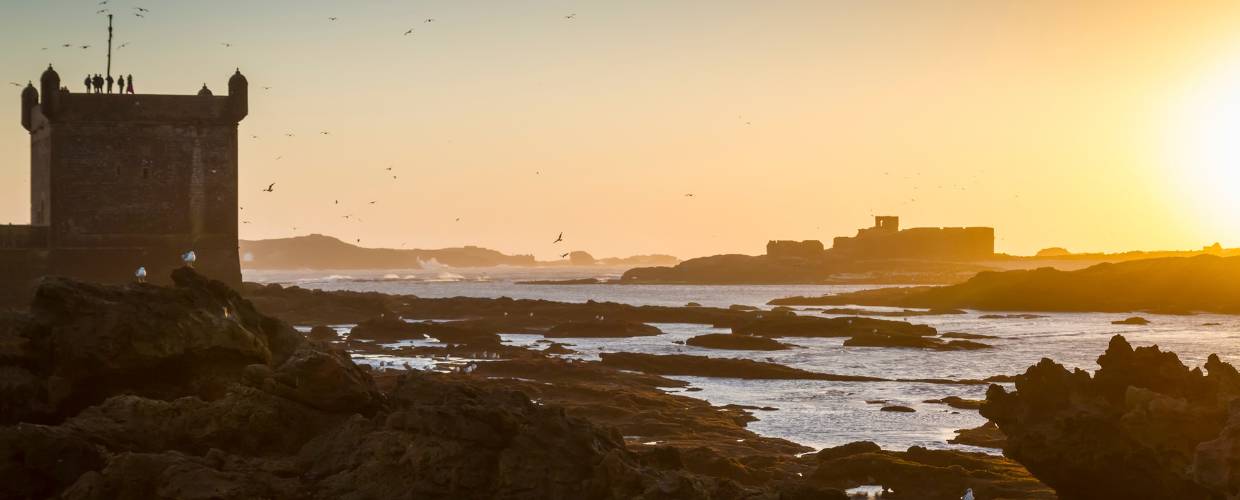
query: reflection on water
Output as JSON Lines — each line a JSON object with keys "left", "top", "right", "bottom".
{"left": 266, "top": 268, "right": 1240, "bottom": 452}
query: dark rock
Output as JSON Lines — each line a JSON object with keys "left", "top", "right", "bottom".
{"left": 732, "top": 315, "right": 936, "bottom": 339}
{"left": 599, "top": 352, "right": 887, "bottom": 381}
{"left": 306, "top": 325, "right": 339, "bottom": 342}
{"left": 948, "top": 421, "right": 1006, "bottom": 449}
{"left": 543, "top": 342, "right": 576, "bottom": 355}
{"left": 809, "top": 445, "right": 1055, "bottom": 499}
{"left": 685, "top": 333, "right": 792, "bottom": 351}
{"left": 685, "top": 302, "right": 702, "bottom": 307}
{"left": 348, "top": 314, "right": 425, "bottom": 342}
{"left": 1112, "top": 316, "right": 1150, "bottom": 325}
{"left": 729, "top": 304, "right": 760, "bottom": 312}
{"left": 879, "top": 405, "right": 915, "bottom": 413}
{"left": 922, "top": 396, "right": 984, "bottom": 410}
{"left": 814, "top": 441, "right": 880, "bottom": 462}
{"left": 982, "top": 334, "right": 1240, "bottom": 500}
{"left": 544, "top": 319, "right": 662, "bottom": 338}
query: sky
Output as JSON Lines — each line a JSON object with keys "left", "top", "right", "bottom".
{"left": 3, "top": 0, "right": 1240, "bottom": 260}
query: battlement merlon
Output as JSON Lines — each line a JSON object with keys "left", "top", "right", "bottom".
{"left": 21, "top": 66, "right": 248, "bottom": 131}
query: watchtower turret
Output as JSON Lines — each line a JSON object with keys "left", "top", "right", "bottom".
{"left": 20, "top": 82, "right": 37, "bottom": 131}
{"left": 38, "top": 65, "right": 60, "bottom": 118}
{"left": 227, "top": 68, "right": 248, "bottom": 120}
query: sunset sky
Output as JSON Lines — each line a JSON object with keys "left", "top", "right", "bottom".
{"left": 3, "top": 0, "right": 1239, "bottom": 260}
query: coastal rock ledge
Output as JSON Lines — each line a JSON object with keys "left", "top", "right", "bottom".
{"left": 0, "top": 269, "right": 832, "bottom": 499}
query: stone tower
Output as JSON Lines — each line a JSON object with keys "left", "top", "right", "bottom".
{"left": 2, "top": 66, "right": 248, "bottom": 301}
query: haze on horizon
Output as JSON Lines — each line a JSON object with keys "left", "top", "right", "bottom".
{"left": 3, "top": 0, "right": 1239, "bottom": 260}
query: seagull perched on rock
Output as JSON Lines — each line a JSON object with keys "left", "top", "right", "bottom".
{"left": 181, "top": 251, "right": 197, "bottom": 267}
{"left": 135, "top": 266, "right": 147, "bottom": 283}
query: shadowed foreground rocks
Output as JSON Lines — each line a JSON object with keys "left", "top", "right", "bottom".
{"left": 0, "top": 269, "right": 840, "bottom": 500}
{"left": 983, "top": 334, "right": 1240, "bottom": 500}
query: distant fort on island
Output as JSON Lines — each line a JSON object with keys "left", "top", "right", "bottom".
{"left": 0, "top": 65, "right": 248, "bottom": 303}
{"left": 767, "top": 216, "right": 995, "bottom": 261}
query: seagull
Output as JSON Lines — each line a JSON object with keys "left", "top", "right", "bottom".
{"left": 284, "top": 132, "right": 294, "bottom": 137}
{"left": 241, "top": 220, "right": 251, "bottom": 224}
{"left": 553, "top": 232, "right": 563, "bottom": 244}
{"left": 118, "top": 42, "right": 129, "bottom": 49}
{"left": 424, "top": 18, "right": 435, "bottom": 23}
{"left": 221, "top": 42, "right": 232, "bottom": 48}
{"left": 403, "top": 29, "right": 414, "bottom": 35}
{"left": 962, "top": 488, "right": 975, "bottom": 500}
{"left": 251, "top": 135, "right": 258, "bottom": 139}
{"left": 385, "top": 167, "right": 392, "bottom": 171}
{"left": 275, "top": 156, "right": 282, "bottom": 160}
{"left": 560, "top": 252, "right": 570, "bottom": 258}
{"left": 182, "top": 250, "right": 197, "bottom": 266}
{"left": 135, "top": 266, "right": 147, "bottom": 283}
{"left": 135, "top": 7, "right": 149, "bottom": 12}
{"left": 80, "top": 45, "right": 91, "bottom": 49}
{"left": 368, "top": 201, "right": 376, "bottom": 204}
{"left": 7, "top": 82, "right": 21, "bottom": 87}
{"left": 319, "top": 131, "right": 329, "bottom": 135}
{"left": 263, "top": 183, "right": 275, "bottom": 192}
{"left": 685, "top": 193, "right": 694, "bottom": 197}
{"left": 261, "top": 86, "right": 271, "bottom": 90}
{"left": 328, "top": 17, "right": 338, "bottom": 21}
{"left": 62, "top": 44, "right": 72, "bottom": 48}
{"left": 565, "top": 13, "right": 576, "bottom": 19}
{"left": 134, "top": 13, "right": 144, "bottom": 18}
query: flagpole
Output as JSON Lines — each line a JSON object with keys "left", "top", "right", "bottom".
{"left": 106, "top": 14, "right": 113, "bottom": 80}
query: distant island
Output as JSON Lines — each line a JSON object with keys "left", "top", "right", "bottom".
{"left": 621, "top": 216, "right": 998, "bottom": 285}
{"left": 238, "top": 234, "right": 678, "bottom": 270}
{"left": 621, "top": 216, "right": 1237, "bottom": 285}
{"left": 769, "top": 254, "right": 1240, "bottom": 314}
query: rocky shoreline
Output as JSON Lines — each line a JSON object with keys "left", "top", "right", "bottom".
{"left": 0, "top": 270, "right": 1061, "bottom": 499}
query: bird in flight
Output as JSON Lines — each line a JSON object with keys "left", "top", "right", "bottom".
{"left": 96, "top": 9, "right": 108, "bottom": 14}
{"left": 261, "top": 86, "right": 272, "bottom": 90}
{"left": 263, "top": 183, "right": 275, "bottom": 192}
{"left": 553, "top": 232, "right": 564, "bottom": 244}
{"left": 62, "top": 43, "right": 72, "bottom": 48}
{"left": 118, "top": 42, "right": 129, "bottom": 49}
{"left": 284, "top": 132, "right": 295, "bottom": 137}
{"left": 560, "top": 252, "right": 570, "bottom": 258}
{"left": 385, "top": 167, "right": 393, "bottom": 171}
{"left": 275, "top": 156, "right": 283, "bottom": 160}
{"left": 328, "top": 17, "right": 338, "bottom": 21}
{"left": 565, "top": 13, "right": 576, "bottom": 19}
{"left": 404, "top": 29, "right": 414, "bottom": 36}
{"left": 424, "top": 18, "right": 435, "bottom": 23}
{"left": 320, "top": 131, "right": 330, "bottom": 135}
{"left": 134, "top": 13, "right": 144, "bottom": 18}
{"left": 685, "top": 193, "right": 694, "bottom": 197}
{"left": 8, "top": 82, "right": 21, "bottom": 87}
{"left": 368, "top": 201, "right": 376, "bottom": 205}
{"left": 221, "top": 43, "right": 232, "bottom": 48}
{"left": 251, "top": 135, "right": 258, "bottom": 139}
{"left": 80, "top": 45, "right": 91, "bottom": 49}
{"left": 241, "top": 220, "right": 251, "bottom": 224}
{"left": 134, "top": 7, "right": 149, "bottom": 12}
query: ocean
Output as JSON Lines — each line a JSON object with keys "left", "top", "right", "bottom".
{"left": 248, "top": 266, "right": 1240, "bottom": 453}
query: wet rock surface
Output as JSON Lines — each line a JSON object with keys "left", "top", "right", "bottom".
{"left": 544, "top": 319, "right": 662, "bottom": 338}
{"left": 3, "top": 270, "right": 837, "bottom": 499}
{"left": 685, "top": 333, "right": 792, "bottom": 351}
{"left": 983, "top": 334, "right": 1240, "bottom": 499}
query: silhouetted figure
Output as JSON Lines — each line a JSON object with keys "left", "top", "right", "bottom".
{"left": 83, "top": 75, "right": 91, "bottom": 92}
{"left": 105, "top": 74, "right": 114, "bottom": 94}
{"left": 116, "top": 75, "right": 124, "bottom": 92}
{"left": 126, "top": 74, "right": 134, "bottom": 94}
{"left": 92, "top": 74, "right": 103, "bottom": 93}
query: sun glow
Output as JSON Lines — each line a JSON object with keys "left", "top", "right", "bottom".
{"left": 1169, "top": 54, "right": 1240, "bottom": 235}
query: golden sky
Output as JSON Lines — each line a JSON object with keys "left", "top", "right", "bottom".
{"left": 3, "top": 0, "right": 1240, "bottom": 259}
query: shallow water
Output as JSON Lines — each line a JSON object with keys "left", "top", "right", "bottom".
{"left": 260, "top": 267, "right": 1240, "bottom": 452}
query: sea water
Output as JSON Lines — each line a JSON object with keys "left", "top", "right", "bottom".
{"left": 255, "top": 267, "right": 1240, "bottom": 453}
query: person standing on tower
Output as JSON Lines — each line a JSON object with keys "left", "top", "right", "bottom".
{"left": 83, "top": 75, "right": 91, "bottom": 92}
{"left": 116, "top": 75, "right": 124, "bottom": 93}
{"left": 92, "top": 74, "right": 103, "bottom": 93}
{"left": 105, "top": 74, "right": 114, "bottom": 94}
{"left": 126, "top": 74, "right": 134, "bottom": 94}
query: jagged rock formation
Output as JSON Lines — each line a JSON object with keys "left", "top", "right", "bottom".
{"left": 983, "top": 334, "right": 1240, "bottom": 499}
{"left": 0, "top": 269, "right": 834, "bottom": 499}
